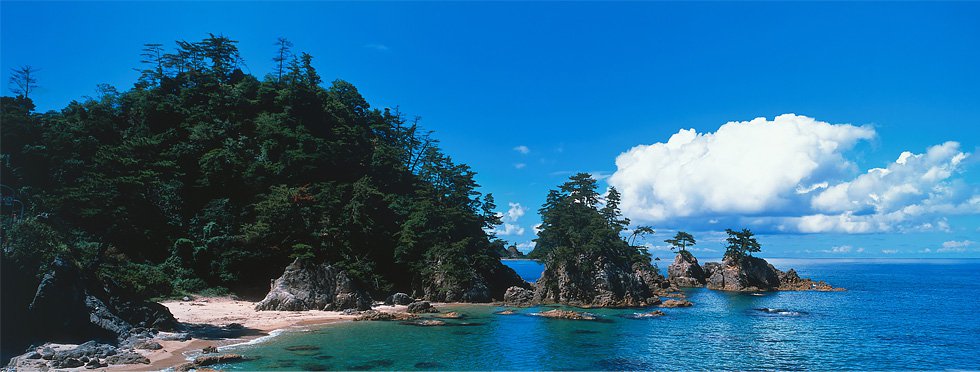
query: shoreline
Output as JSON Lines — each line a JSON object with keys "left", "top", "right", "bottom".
{"left": 116, "top": 297, "right": 411, "bottom": 371}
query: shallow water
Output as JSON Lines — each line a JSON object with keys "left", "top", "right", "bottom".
{"left": 219, "top": 259, "right": 980, "bottom": 370}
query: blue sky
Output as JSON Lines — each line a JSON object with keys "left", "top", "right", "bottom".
{"left": 2, "top": 2, "right": 978, "bottom": 258}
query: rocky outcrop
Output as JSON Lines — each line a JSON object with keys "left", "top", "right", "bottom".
{"left": 668, "top": 252, "right": 706, "bottom": 287}
{"left": 502, "top": 286, "right": 535, "bottom": 306}
{"left": 703, "top": 256, "right": 842, "bottom": 292}
{"left": 255, "top": 258, "right": 372, "bottom": 311}
{"left": 777, "top": 268, "right": 843, "bottom": 291}
{"left": 533, "top": 253, "right": 666, "bottom": 307}
{"left": 7, "top": 257, "right": 178, "bottom": 353}
{"left": 420, "top": 262, "right": 530, "bottom": 303}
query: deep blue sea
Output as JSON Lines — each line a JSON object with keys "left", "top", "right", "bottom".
{"left": 219, "top": 258, "right": 980, "bottom": 370}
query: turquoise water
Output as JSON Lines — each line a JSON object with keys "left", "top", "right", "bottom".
{"left": 219, "top": 259, "right": 980, "bottom": 370}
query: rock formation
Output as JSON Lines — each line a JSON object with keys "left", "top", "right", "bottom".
{"left": 406, "top": 301, "right": 439, "bottom": 313}
{"left": 255, "top": 258, "right": 372, "bottom": 311}
{"left": 702, "top": 256, "right": 842, "bottom": 292}
{"left": 533, "top": 309, "right": 597, "bottom": 320}
{"left": 533, "top": 253, "right": 669, "bottom": 307}
{"left": 667, "top": 251, "right": 707, "bottom": 287}
{"left": 385, "top": 292, "right": 413, "bottom": 305}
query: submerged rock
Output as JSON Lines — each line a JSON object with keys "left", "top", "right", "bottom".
{"left": 255, "top": 258, "right": 372, "bottom": 311}
{"left": 400, "top": 319, "right": 447, "bottom": 327}
{"left": 659, "top": 299, "right": 693, "bottom": 308}
{"left": 621, "top": 310, "right": 666, "bottom": 319}
{"left": 494, "top": 309, "right": 519, "bottom": 315}
{"left": 353, "top": 310, "right": 418, "bottom": 321}
{"left": 432, "top": 311, "right": 464, "bottom": 319}
{"left": 668, "top": 251, "right": 707, "bottom": 287}
{"left": 533, "top": 309, "right": 597, "bottom": 320}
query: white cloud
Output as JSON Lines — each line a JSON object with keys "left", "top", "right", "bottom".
{"left": 938, "top": 240, "right": 974, "bottom": 253}
{"left": 494, "top": 202, "right": 527, "bottom": 236}
{"left": 515, "top": 241, "right": 536, "bottom": 253}
{"left": 504, "top": 202, "right": 526, "bottom": 222}
{"left": 514, "top": 163, "right": 526, "bottom": 169}
{"left": 513, "top": 145, "right": 530, "bottom": 155}
{"left": 608, "top": 114, "right": 977, "bottom": 233}
{"left": 881, "top": 249, "right": 899, "bottom": 254}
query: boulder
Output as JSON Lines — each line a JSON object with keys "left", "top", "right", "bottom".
{"left": 406, "top": 301, "right": 439, "bottom": 313}
{"left": 502, "top": 286, "right": 535, "bottom": 306}
{"left": 385, "top": 292, "right": 413, "bottom": 305}
{"left": 667, "top": 251, "right": 706, "bottom": 287}
{"left": 105, "top": 351, "right": 150, "bottom": 365}
{"left": 255, "top": 258, "right": 372, "bottom": 311}
{"left": 420, "top": 261, "right": 530, "bottom": 303}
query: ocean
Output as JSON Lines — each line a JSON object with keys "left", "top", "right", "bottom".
{"left": 217, "top": 258, "right": 980, "bottom": 370}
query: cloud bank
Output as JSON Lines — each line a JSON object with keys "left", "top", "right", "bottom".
{"left": 609, "top": 114, "right": 976, "bottom": 233}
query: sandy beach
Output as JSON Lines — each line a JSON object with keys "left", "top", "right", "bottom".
{"left": 114, "top": 297, "right": 409, "bottom": 371}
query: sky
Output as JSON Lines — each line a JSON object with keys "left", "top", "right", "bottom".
{"left": 2, "top": 1, "right": 978, "bottom": 258}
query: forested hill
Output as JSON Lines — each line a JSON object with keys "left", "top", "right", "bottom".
{"left": 0, "top": 35, "right": 522, "bottom": 302}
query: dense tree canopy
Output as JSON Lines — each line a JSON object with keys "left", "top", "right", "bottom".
{"left": 0, "top": 35, "right": 510, "bottom": 299}
{"left": 723, "top": 228, "right": 761, "bottom": 262}
{"left": 528, "top": 173, "right": 649, "bottom": 266}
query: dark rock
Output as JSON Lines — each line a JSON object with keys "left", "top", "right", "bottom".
{"left": 105, "top": 351, "right": 150, "bottom": 365}
{"left": 668, "top": 251, "right": 707, "bottom": 287}
{"left": 255, "top": 258, "right": 372, "bottom": 311}
{"left": 134, "top": 341, "right": 163, "bottom": 350}
{"left": 503, "top": 286, "right": 535, "bottom": 306}
{"left": 40, "top": 346, "right": 55, "bottom": 360}
{"left": 85, "top": 358, "right": 105, "bottom": 369}
{"left": 193, "top": 353, "right": 248, "bottom": 366}
{"left": 385, "top": 292, "right": 413, "bottom": 305}
{"left": 284, "top": 345, "right": 320, "bottom": 352}
{"left": 407, "top": 301, "right": 439, "bottom": 313}
{"left": 53, "top": 357, "right": 84, "bottom": 368}
{"left": 23, "top": 258, "right": 178, "bottom": 349}
{"left": 415, "top": 361, "right": 443, "bottom": 369}
{"left": 421, "top": 261, "right": 530, "bottom": 303}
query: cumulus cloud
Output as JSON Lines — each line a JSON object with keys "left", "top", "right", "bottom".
{"left": 494, "top": 202, "right": 527, "bottom": 236}
{"left": 881, "top": 249, "right": 899, "bottom": 254}
{"left": 608, "top": 114, "right": 977, "bottom": 233}
{"left": 513, "top": 145, "right": 530, "bottom": 155}
{"left": 514, "top": 163, "right": 527, "bottom": 169}
{"left": 822, "top": 245, "right": 853, "bottom": 253}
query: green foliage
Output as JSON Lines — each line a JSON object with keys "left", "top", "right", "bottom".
{"left": 0, "top": 35, "right": 510, "bottom": 300}
{"left": 665, "top": 231, "right": 696, "bottom": 252}
{"left": 723, "top": 228, "right": 761, "bottom": 262}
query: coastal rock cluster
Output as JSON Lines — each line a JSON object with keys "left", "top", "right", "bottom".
{"left": 255, "top": 258, "right": 372, "bottom": 311}
{"left": 667, "top": 253, "right": 842, "bottom": 292}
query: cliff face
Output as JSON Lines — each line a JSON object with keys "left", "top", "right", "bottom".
{"left": 533, "top": 254, "right": 667, "bottom": 307}
{"left": 255, "top": 258, "right": 372, "bottom": 311}
{"left": 667, "top": 252, "right": 707, "bottom": 287}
